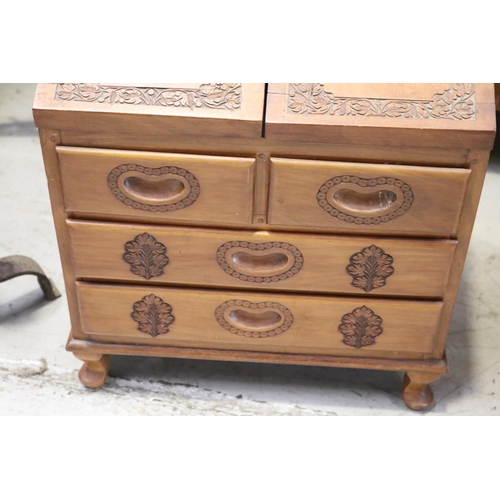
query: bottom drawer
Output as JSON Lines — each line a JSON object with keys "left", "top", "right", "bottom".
{"left": 76, "top": 283, "right": 443, "bottom": 359}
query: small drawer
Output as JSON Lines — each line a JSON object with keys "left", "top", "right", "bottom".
{"left": 268, "top": 158, "right": 470, "bottom": 237}
{"left": 57, "top": 146, "right": 255, "bottom": 225}
{"left": 76, "top": 283, "right": 443, "bottom": 358}
{"left": 68, "top": 220, "right": 456, "bottom": 298}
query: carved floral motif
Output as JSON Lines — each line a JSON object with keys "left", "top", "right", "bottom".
{"left": 55, "top": 83, "right": 242, "bottom": 109}
{"left": 347, "top": 245, "right": 394, "bottom": 292}
{"left": 289, "top": 83, "right": 476, "bottom": 120}
{"left": 338, "top": 306, "right": 383, "bottom": 348}
{"left": 131, "top": 294, "right": 175, "bottom": 337}
{"left": 123, "top": 233, "right": 169, "bottom": 280}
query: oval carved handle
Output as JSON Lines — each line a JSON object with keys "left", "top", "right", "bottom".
{"left": 215, "top": 300, "right": 293, "bottom": 338}
{"left": 107, "top": 163, "right": 200, "bottom": 213}
{"left": 216, "top": 241, "right": 304, "bottom": 283}
{"left": 317, "top": 175, "right": 414, "bottom": 225}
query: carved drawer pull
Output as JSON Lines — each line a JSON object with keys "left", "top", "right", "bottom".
{"left": 338, "top": 306, "right": 383, "bottom": 348}
{"left": 216, "top": 241, "right": 303, "bottom": 283}
{"left": 123, "top": 233, "right": 169, "bottom": 280}
{"left": 215, "top": 300, "right": 293, "bottom": 338}
{"left": 107, "top": 164, "right": 200, "bottom": 212}
{"left": 317, "top": 175, "right": 414, "bottom": 225}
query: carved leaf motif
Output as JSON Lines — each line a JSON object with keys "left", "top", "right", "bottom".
{"left": 123, "top": 233, "right": 169, "bottom": 280}
{"left": 346, "top": 245, "right": 394, "bottom": 292}
{"left": 131, "top": 294, "right": 175, "bottom": 337}
{"left": 56, "top": 83, "right": 77, "bottom": 100}
{"left": 338, "top": 306, "right": 383, "bottom": 348}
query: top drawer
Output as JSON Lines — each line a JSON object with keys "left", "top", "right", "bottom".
{"left": 57, "top": 147, "right": 255, "bottom": 226}
{"left": 268, "top": 158, "right": 470, "bottom": 237}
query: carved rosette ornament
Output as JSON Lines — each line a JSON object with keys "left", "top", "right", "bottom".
{"left": 288, "top": 83, "right": 476, "bottom": 120}
{"left": 338, "top": 306, "right": 383, "bottom": 348}
{"left": 55, "top": 83, "right": 242, "bottom": 109}
{"left": 346, "top": 245, "right": 394, "bottom": 292}
{"left": 123, "top": 233, "right": 169, "bottom": 280}
{"left": 131, "top": 294, "right": 175, "bottom": 337}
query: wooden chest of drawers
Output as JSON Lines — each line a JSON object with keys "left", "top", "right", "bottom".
{"left": 33, "top": 83, "right": 496, "bottom": 410}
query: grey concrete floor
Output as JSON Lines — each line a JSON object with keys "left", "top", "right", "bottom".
{"left": 1, "top": 83, "right": 499, "bottom": 415}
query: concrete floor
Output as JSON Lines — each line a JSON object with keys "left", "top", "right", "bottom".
{"left": 1, "top": 83, "right": 499, "bottom": 415}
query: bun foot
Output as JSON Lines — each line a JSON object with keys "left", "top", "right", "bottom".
{"left": 74, "top": 353, "right": 110, "bottom": 388}
{"left": 402, "top": 371, "right": 441, "bottom": 411}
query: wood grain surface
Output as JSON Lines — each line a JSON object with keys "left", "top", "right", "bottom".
{"left": 57, "top": 146, "right": 255, "bottom": 225}
{"left": 268, "top": 157, "right": 470, "bottom": 237}
{"left": 76, "top": 283, "right": 443, "bottom": 358}
{"left": 33, "top": 83, "right": 266, "bottom": 140}
{"left": 68, "top": 220, "right": 456, "bottom": 298}
{"left": 266, "top": 83, "right": 496, "bottom": 149}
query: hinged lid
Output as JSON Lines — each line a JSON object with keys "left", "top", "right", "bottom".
{"left": 33, "top": 83, "right": 265, "bottom": 139}
{"left": 266, "top": 83, "right": 496, "bottom": 150}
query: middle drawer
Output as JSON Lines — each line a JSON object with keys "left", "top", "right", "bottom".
{"left": 67, "top": 220, "right": 456, "bottom": 298}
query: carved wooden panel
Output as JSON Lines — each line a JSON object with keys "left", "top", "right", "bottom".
{"left": 215, "top": 300, "right": 293, "bottom": 338}
{"left": 347, "top": 245, "right": 394, "bottom": 292}
{"left": 338, "top": 306, "right": 383, "bottom": 348}
{"left": 123, "top": 233, "right": 169, "bottom": 280}
{"left": 216, "top": 241, "right": 304, "bottom": 283}
{"left": 316, "top": 175, "right": 414, "bottom": 225}
{"left": 288, "top": 83, "right": 476, "bottom": 120}
{"left": 131, "top": 294, "right": 175, "bottom": 337}
{"left": 107, "top": 164, "right": 200, "bottom": 212}
{"left": 55, "top": 83, "right": 242, "bottom": 109}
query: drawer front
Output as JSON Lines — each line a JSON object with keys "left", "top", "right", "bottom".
{"left": 57, "top": 147, "right": 255, "bottom": 225}
{"left": 268, "top": 158, "right": 470, "bottom": 237}
{"left": 76, "top": 283, "right": 443, "bottom": 358}
{"left": 68, "top": 220, "right": 456, "bottom": 298}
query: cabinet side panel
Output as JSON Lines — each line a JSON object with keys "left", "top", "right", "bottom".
{"left": 38, "top": 128, "right": 83, "bottom": 339}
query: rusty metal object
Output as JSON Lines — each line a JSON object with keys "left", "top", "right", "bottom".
{"left": 0, "top": 255, "right": 61, "bottom": 301}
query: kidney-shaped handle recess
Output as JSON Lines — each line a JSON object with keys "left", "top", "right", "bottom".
{"left": 107, "top": 164, "right": 200, "bottom": 212}
{"left": 121, "top": 173, "right": 188, "bottom": 204}
{"left": 216, "top": 241, "right": 304, "bottom": 283}
{"left": 215, "top": 300, "right": 294, "bottom": 338}
{"left": 316, "top": 175, "right": 414, "bottom": 225}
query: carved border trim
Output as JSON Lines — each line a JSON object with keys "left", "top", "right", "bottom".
{"left": 216, "top": 241, "right": 304, "bottom": 283}
{"left": 316, "top": 175, "right": 414, "bottom": 225}
{"left": 215, "top": 300, "right": 293, "bottom": 338}
{"left": 107, "top": 164, "right": 200, "bottom": 213}
{"left": 288, "top": 83, "right": 476, "bottom": 120}
{"left": 55, "top": 83, "right": 242, "bottom": 109}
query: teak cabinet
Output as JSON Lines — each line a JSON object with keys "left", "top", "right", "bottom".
{"left": 33, "top": 83, "right": 496, "bottom": 410}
